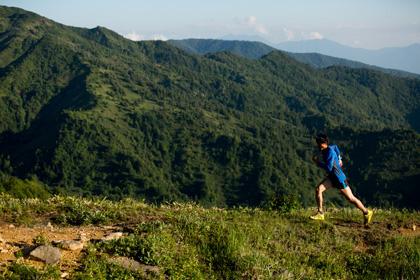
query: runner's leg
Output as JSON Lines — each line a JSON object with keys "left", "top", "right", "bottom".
{"left": 340, "top": 186, "right": 368, "bottom": 214}
{"left": 316, "top": 178, "right": 333, "bottom": 213}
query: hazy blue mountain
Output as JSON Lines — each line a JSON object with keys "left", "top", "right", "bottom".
{"left": 220, "top": 34, "right": 270, "bottom": 44}
{"left": 169, "top": 39, "right": 419, "bottom": 78}
{"left": 276, "top": 39, "right": 420, "bottom": 74}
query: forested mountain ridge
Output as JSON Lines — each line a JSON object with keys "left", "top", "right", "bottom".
{"left": 168, "top": 38, "right": 420, "bottom": 79}
{"left": 0, "top": 6, "right": 419, "bottom": 208}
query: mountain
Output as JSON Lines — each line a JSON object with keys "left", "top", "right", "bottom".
{"left": 168, "top": 38, "right": 275, "bottom": 59}
{"left": 169, "top": 39, "right": 419, "bottom": 78}
{"left": 0, "top": 6, "right": 419, "bottom": 208}
{"left": 220, "top": 34, "right": 270, "bottom": 44}
{"left": 277, "top": 39, "right": 420, "bottom": 75}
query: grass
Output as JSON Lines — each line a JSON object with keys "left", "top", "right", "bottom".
{"left": 0, "top": 194, "right": 418, "bottom": 279}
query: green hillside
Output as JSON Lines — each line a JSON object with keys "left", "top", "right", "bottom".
{"left": 0, "top": 6, "right": 419, "bottom": 208}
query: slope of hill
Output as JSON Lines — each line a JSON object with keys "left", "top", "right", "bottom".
{"left": 0, "top": 6, "right": 419, "bottom": 208}
{"left": 169, "top": 39, "right": 420, "bottom": 78}
{"left": 277, "top": 39, "right": 420, "bottom": 75}
{"left": 0, "top": 195, "right": 418, "bottom": 279}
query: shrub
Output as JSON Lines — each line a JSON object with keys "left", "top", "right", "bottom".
{"left": 0, "top": 263, "right": 60, "bottom": 280}
{"left": 264, "top": 193, "right": 302, "bottom": 213}
{"left": 0, "top": 176, "right": 50, "bottom": 199}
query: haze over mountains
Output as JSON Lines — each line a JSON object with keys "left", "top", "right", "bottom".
{"left": 275, "top": 38, "right": 420, "bottom": 75}
{"left": 169, "top": 39, "right": 420, "bottom": 78}
{"left": 0, "top": 6, "right": 419, "bottom": 209}
{"left": 172, "top": 37, "right": 420, "bottom": 76}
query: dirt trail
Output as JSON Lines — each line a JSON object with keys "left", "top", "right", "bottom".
{"left": 0, "top": 223, "right": 123, "bottom": 273}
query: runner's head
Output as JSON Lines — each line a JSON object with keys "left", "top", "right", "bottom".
{"left": 315, "top": 133, "right": 329, "bottom": 149}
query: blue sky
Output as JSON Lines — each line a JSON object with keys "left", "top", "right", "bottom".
{"left": 2, "top": 0, "right": 420, "bottom": 49}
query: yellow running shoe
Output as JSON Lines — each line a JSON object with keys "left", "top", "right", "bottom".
{"left": 364, "top": 210, "right": 373, "bottom": 225}
{"left": 310, "top": 212, "right": 325, "bottom": 221}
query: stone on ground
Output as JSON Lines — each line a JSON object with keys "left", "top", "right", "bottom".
{"left": 30, "top": 245, "right": 61, "bottom": 264}
{"left": 79, "top": 232, "right": 89, "bottom": 242}
{"left": 101, "top": 232, "right": 124, "bottom": 241}
{"left": 108, "top": 256, "right": 160, "bottom": 274}
{"left": 58, "top": 240, "right": 84, "bottom": 251}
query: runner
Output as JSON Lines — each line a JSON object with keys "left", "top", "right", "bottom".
{"left": 310, "top": 133, "right": 373, "bottom": 225}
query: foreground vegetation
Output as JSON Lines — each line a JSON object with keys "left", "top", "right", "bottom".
{"left": 0, "top": 194, "right": 418, "bottom": 279}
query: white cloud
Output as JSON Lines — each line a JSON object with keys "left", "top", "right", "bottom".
{"left": 123, "top": 32, "right": 168, "bottom": 41}
{"left": 245, "top": 15, "right": 268, "bottom": 35}
{"left": 283, "top": 27, "right": 295, "bottom": 41}
{"left": 124, "top": 31, "right": 144, "bottom": 41}
{"left": 353, "top": 40, "right": 361, "bottom": 46}
{"left": 309, "top": 31, "right": 324, "bottom": 40}
{"left": 246, "top": 15, "right": 258, "bottom": 26}
{"left": 152, "top": 34, "right": 168, "bottom": 41}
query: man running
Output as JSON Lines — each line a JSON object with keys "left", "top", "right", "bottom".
{"left": 310, "top": 133, "right": 373, "bottom": 225}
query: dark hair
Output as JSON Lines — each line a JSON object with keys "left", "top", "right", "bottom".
{"left": 315, "top": 133, "right": 329, "bottom": 145}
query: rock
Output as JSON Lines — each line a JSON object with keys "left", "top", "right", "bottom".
{"left": 79, "top": 232, "right": 89, "bottom": 242}
{"left": 108, "top": 257, "right": 142, "bottom": 271}
{"left": 59, "top": 240, "right": 84, "bottom": 251}
{"left": 108, "top": 257, "right": 160, "bottom": 274}
{"left": 102, "top": 232, "right": 124, "bottom": 241}
{"left": 61, "top": 272, "right": 69, "bottom": 278}
{"left": 102, "top": 225, "right": 118, "bottom": 230}
{"left": 46, "top": 222, "right": 54, "bottom": 230}
{"left": 8, "top": 224, "right": 15, "bottom": 229}
{"left": 30, "top": 245, "right": 61, "bottom": 264}
{"left": 413, "top": 224, "right": 417, "bottom": 231}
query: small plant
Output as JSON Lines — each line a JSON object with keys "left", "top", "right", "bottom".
{"left": 264, "top": 193, "right": 302, "bottom": 213}
{"left": 95, "top": 233, "right": 173, "bottom": 266}
{"left": 33, "top": 234, "right": 50, "bottom": 246}
{"left": 1, "top": 263, "right": 60, "bottom": 280}
{"left": 135, "top": 220, "right": 166, "bottom": 234}
{"left": 51, "top": 197, "right": 119, "bottom": 225}
{"left": 13, "top": 250, "right": 24, "bottom": 259}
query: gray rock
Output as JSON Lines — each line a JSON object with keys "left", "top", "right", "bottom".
{"left": 102, "top": 232, "right": 124, "bottom": 241}
{"left": 46, "top": 222, "right": 54, "bottom": 230}
{"left": 30, "top": 245, "right": 61, "bottom": 264}
{"left": 108, "top": 256, "right": 160, "bottom": 274}
{"left": 79, "top": 232, "right": 89, "bottom": 242}
{"left": 59, "top": 240, "right": 84, "bottom": 251}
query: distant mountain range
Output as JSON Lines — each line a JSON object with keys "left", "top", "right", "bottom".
{"left": 220, "top": 34, "right": 271, "bottom": 44}
{"left": 276, "top": 39, "right": 420, "bottom": 75}
{"left": 169, "top": 39, "right": 420, "bottom": 78}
